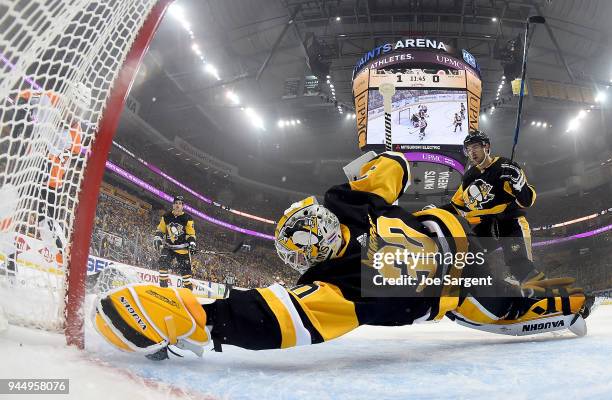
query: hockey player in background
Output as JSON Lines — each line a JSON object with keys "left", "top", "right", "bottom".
{"left": 93, "top": 152, "right": 591, "bottom": 360}
{"left": 460, "top": 102, "right": 466, "bottom": 120}
{"left": 3, "top": 82, "right": 91, "bottom": 276}
{"left": 440, "top": 131, "right": 540, "bottom": 285}
{"left": 418, "top": 104, "right": 428, "bottom": 119}
{"left": 153, "top": 195, "right": 197, "bottom": 291}
{"left": 453, "top": 113, "right": 462, "bottom": 133}
{"left": 418, "top": 116, "right": 427, "bottom": 140}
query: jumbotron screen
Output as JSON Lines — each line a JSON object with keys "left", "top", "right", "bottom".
{"left": 351, "top": 39, "right": 483, "bottom": 195}
{"left": 352, "top": 40, "right": 482, "bottom": 155}
{"left": 366, "top": 69, "right": 468, "bottom": 146}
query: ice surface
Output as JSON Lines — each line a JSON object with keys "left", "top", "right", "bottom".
{"left": 1, "top": 305, "right": 611, "bottom": 399}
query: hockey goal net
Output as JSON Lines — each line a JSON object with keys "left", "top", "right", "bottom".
{"left": 0, "top": 0, "right": 171, "bottom": 348}
{"left": 397, "top": 106, "right": 412, "bottom": 125}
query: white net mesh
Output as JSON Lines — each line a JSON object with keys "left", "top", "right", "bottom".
{"left": 0, "top": 0, "right": 159, "bottom": 331}
{"left": 398, "top": 107, "right": 412, "bottom": 125}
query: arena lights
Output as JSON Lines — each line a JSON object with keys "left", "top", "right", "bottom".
{"left": 480, "top": 114, "right": 487, "bottom": 121}
{"left": 492, "top": 17, "right": 498, "bottom": 22}
{"left": 565, "top": 108, "right": 593, "bottom": 132}
{"left": 595, "top": 91, "right": 607, "bottom": 103}
{"left": 168, "top": 3, "right": 185, "bottom": 21}
{"left": 191, "top": 43, "right": 201, "bottom": 55}
{"left": 204, "top": 63, "right": 220, "bottom": 80}
{"left": 277, "top": 118, "right": 301, "bottom": 128}
{"left": 567, "top": 118, "right": 580, "bottom": 132}
{"left": 168, "top": 3, "right": 223, "bottom": 82}
{"left": 531, "top": 120, "right": 549, "bottom": 128}
{"left": 345, "top": 113, "right": 356, "bottom": 120}
{"left": 244, "top": 107, "right": 264, "bottom": 130}
{"left": 335, "top": 16, "right": 341, "bottom": 21}
{"left": 226, "top": 91, "right": 240, "bottom": 105}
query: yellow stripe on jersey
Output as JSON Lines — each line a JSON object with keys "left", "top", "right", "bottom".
{"left": 450, "top": 185, "right": 466, "bottom": 210}
{"left": 257, "top": 287, "right": 297, "bottom": 348}
{"left": 516, "top": 184, "right": 537, "bottom": 208}
{"left": 503, "top": 181, "right": 514, "bottom": 196}
{"left": 464, "top": 203, "right": 509, "bottom": 218}
{"left": 336, "top": 224, "right": 351, "bottom": 258}
{"left": 156, "top": 216, "right": 167, "bottom": 234}
{"left": 413, "top": 208, "right": 469, "bottom": 318}
{"left": 349, "top": 152, "right": 410, "bottom": 204}
{"left": 289, "top": 281, "right": 359, "bottom": 341}
{"left": 186, "top": 220, "right": 196, "bottom": 238}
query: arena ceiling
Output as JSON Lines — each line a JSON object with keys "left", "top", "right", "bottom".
{"left": 121, "top": 0, "right": 612, "bottom": 199}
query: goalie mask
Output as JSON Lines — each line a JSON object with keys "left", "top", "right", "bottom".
{"left": 275, "top": 196, "right": 343, "bottom": 272}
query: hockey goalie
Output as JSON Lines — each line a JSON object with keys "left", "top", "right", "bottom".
{"left": 92, "top": 151, "right": 593, "bottom": 360}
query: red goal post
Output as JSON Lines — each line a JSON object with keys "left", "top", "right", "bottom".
{"left": 0, "top": 0, "right": 173, "bottom": 349}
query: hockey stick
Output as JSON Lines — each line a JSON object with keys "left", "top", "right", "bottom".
{"left": 510, "top": 15, "right": 546, "bottom": 162}
{"left": 378, "top": 82, "right": 401, "bottom": 205}
{"left": 378, "top": 82, "right": 395, "bottom": 152}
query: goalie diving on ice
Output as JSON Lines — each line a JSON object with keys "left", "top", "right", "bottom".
{"left": 93, "top": 151, "right": 594, "bottom": 360}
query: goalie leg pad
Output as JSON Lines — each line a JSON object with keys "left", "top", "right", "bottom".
{"left": 93, "top": 284, "right": 210, "bottom": 355}
{"left": 450, "top": 293, "right": 586, "bottom": 336}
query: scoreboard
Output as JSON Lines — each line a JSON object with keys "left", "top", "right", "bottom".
{"left": 354, "top": 60, "right": 482, "bottom": 154}
{"left": 351, "top": 40, "right": 483, "bottom": 196}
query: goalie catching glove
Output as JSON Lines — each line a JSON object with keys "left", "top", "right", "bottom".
{"left": 93, "top": 284, "right": 210, "bottom": 358}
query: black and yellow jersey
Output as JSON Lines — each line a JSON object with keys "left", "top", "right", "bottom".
{"left": 297, "top": 152, "right": 471, "bottom": 323}
{"left": 203, "top": 152, "right": 486, "bottom": 351}
{"left": 155, "top": 211, "right": 196, "bottom": 254}
{"left": 445, "top": 156, "right": 536, "bottom": 220}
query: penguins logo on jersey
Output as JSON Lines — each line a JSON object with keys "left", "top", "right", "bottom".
{"left": 167, "top": 222, "right": 185, "bottom": 243}
{"left": 464, "top": 179, "right": 494, "bottom": 210}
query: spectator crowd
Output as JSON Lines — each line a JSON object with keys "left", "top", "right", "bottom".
{"left": 91, "top": 187, "right": 299, "bottom": 289}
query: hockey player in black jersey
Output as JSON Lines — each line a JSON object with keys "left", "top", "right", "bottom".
{"left": 453, "top": 113, "right": 462, "bottom": 132}
{"left": 92, "top": 152, "right": 590, "bottom": 359}
{"left": 153, "top": 195, "right": 197, "bottom": 290}
{"left": 440, "top": 131, "right": 540, "bottom": 284}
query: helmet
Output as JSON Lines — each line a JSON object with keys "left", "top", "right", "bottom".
{"left": 173, "top": 195, "right": 184, "bottom": 204}
{"left": 274, "top": 196, "right": 343, "bottom": 272}
{"left": 463, "top": 130, "right": 490, "bottom": 148}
